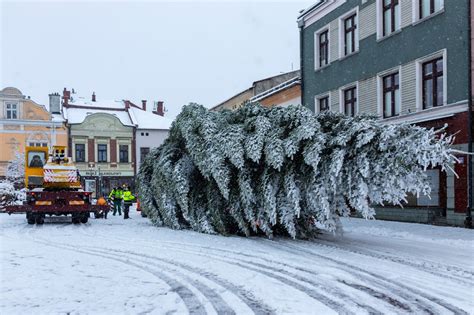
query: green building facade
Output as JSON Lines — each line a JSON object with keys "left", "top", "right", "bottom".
{"left": 298, "top": 0, "right": 473, "bottom": 226}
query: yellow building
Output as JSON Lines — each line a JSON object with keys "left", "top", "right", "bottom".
{"left": 0, "top": 87, "right": 67, "bottom": 178}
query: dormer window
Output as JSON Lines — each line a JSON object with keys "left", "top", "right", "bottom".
{"left": 6, "top": 103, "right": 18, "bottom": 119}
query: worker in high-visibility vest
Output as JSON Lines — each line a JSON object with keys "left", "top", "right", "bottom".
{"left": 108, "top": 186, "right": 123, "bottom": 216}
{"left": 122, "top": 186, "right": 135, "bottom": 219}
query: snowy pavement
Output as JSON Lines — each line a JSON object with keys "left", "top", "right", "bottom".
{"left": 1, "top": 210, "right": 473, "bottom": 315}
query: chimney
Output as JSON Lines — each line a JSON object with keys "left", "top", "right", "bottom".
{"left": 157, "top": 101, "right": 164, "bottom": 116}
{"left": 49, "top": 92, "right": 61, "bottom": 114}
{"left": 62, "top": 88, "right": 71, "bottom": 106}
{"left": 141, "top": 100, "right": 147, "bottom": 111}
{"left": 92, "top": 92, "right": 96, "bottom": 102}
{"left": 124, "top": 100, "right": 130, "bottom": 109}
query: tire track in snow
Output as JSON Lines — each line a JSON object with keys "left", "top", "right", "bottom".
{"left": 96, "top": 236, "right": 402, "bottom": 315}
{"left": 75, "top": 246, "right": 275, "bottom": 315}
{"left": 154, "top": 243, "right": 410, "bottom": 314}
{"left": 25, "top": 228, "right": 277, "bottom": 315}
{"left": 94, "top": 232, "right": 420, "bottom": 314}
{"left": 34, "top": 226, "right": 351, "bottom": 314}
{"left": 23, "top": 222, "right": 468, "bottom": 314}
{"left": 316, "top": 239, "right": 474, "bottom": 286}
{"left": 77, "top": 228, "right": 369, "bottom": 313}
{"left": 23, "top": 229, "right": 208, "bottom": 315}
{"left": 102, "top": 247, "right": 355, "bottom": 314}
{"left": 73, "top": 225, "right": 276, "bottom": 314}
{"left": 270, "top": 240, "right": 469, "bottom": 315}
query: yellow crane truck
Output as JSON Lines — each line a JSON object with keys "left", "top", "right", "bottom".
{"left": 5, "top": 145, "right": 108, "bottom": 224}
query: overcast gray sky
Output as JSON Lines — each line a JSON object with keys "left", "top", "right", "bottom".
{"left": 1, "top": 0, "right": 313, "bottom": 117}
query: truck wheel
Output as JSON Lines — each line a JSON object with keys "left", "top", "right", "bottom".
{"left": 72, "top": 216, "right": 80, "bottom": 224}
{"left": 80, "top": 216, "right": 89, "bottom": 224}
{"left": 27, "top": 214, "right": 35, "bottom": 225}
{"left": 35, "top": 216, "right": 44, "bottom": 225}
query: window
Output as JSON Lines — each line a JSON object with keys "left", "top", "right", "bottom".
{"left": 382, "top": 72, "right": 400, "bottom": 118}
{"left": 28, "top": 142, "right": 47, "bottom": 147}
{"left": 141, "top": 132, "right": 144, "bottom": 136}
{"left": 318, "top": 96, "right": 329, "bottom": 113}
{"left": 318, "top": 30, "right": 329, "bottom": 67}
{"left": 382, "top": 0, "right": 400, "bottom": 36}
{"left": 98, "top": 144, "right": 107, "bottom": 162}
{"left": 344, "top": 14, "right": 357, "bottom": 56}
{"left": 419, "top": 0, "right": 443, "bottom": 19}
{"left": 140, "top": 147, "right": 150, "bottom": 162}
{"left": 344, "top": 87, "right": 357, "bottom": 116}
{"left": 6, "top": 103, "right": 18, "bottom": 119}
{"left": 422, "top": 57, "right": 443, "bottom": 109}
{"left": 145, "top": 132, "right": 149, "bottom": 136}
{"left": 119, "top": 145, "right": 129, "bottom": 163}
{"left": 27, "top": 151, "right": 45, "bottom": 168}
{"left": 75, "top": 144, "right": 85, "bottom": 162}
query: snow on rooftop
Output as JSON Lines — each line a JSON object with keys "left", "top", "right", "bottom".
{"left": 62, "top": 97, "right": 172, "bottom": 129}
{"left": 64, "top": 107, "right": 134, "bottom": 126}
{"left": 68, "top": 96, "right": 124, "bottom": 109}
{"left": 129, "top": 106, "right": 173, "bottom": 130}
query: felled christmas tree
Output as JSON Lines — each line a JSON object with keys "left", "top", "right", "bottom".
{"left": 137, "top": 103, "right": 456, "bottom": 239}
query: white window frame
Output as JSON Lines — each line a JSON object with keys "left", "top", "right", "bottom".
{"left": 314, "top": 24, "right": 331, "bottom": 70}
{"left": 73, "top": 140, "right": 87, "bottom": 163}
{"left": 415, "top": 49, "right": 447, "bottom": 112}
{"left": 314, "top": 93, "right": 331, "bottom": 114}
{"left": 5, "top": 102, "right": 19, "bottom": 119}
{"left": 377, "top": 65, "right": 402, "bottom": 118}
{"left": 338, "top": 7, "right": 359, "bottom": 59}
{"left": 339, "top": 82, "right": 359, "bottom": 115}
{"left": 118, "top": 144, "right": 130, "bottom": 164}
{"left": 117, "top": 139, "right": 132, "bottom": 165}
{"left": 376, "top": 0, "right": 402, "bottom": 40}
{"left": 412, "top": 0, "right": 444, "bottom": 24}
{"left": 96, "top": 139, "right": 109, "bottom": 163}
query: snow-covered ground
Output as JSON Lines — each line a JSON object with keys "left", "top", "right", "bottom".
{"left": 1, "top": 210, "right": 473, "bottom": 315}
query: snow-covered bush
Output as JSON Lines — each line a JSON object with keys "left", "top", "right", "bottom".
{"left": 137, "top": 103, "right": 456, "bottom": 238}
{"left": 0, "top": 181, "right": 25, "bottom": 211}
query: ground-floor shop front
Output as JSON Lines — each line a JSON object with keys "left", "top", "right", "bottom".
{"left": 374, "top": 111, "right": 472, "bottom": 227}
{"left": 78, "top": 169, "right": 135, "bottom": 198}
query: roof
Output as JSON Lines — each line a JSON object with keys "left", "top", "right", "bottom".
{"left": 209, "top": 87, "right": 253, "bottom": 111}
{"left": 0, "top": 87, "right": 23, "bottom": 97}
{"left": 62, "top": 96, "right": 172, "bottom": 130}
{"left": 249, "top": 76, "right": 301, "bottom": 103}
{"left": 129, "top": 106, "right": 173, "bottom": 130}
{"left": 63, "top": 107, "right": 134, "bottom": 126}
{"left": 297, "top": 0, "right": 325, "bottom": 20}
{"left": 69, "top": 96, "right": 124, "bottom": 109}
{"left": 211, "top": 70, "right": 301, "bottom": 110}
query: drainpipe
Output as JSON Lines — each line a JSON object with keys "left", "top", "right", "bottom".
{"left": 466, "top": 0, "right": 473, "bottom": 228}
{"left": 298, "top": 19, "right": 305, "bottom": 109}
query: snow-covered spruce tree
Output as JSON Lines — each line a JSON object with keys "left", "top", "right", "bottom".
{"left": 6, "top": 151, "right": 25, "bottom": 188}
{"left": 137, "top": 103, "right": 456, "bottom": 239}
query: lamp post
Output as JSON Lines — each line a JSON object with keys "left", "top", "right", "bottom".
{"left": 88, "top": 163, "right": 97, "bottom": 198}
{"left": 98, "top": 166, "right": 102, "bottom": 197}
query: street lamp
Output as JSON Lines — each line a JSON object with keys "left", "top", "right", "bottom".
{"left": 98, "top": 165, "right": 102, "bottom": 197}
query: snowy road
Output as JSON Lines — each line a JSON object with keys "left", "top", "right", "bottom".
{"left": 1, "top": 210, "right": 473, "bottom": 315}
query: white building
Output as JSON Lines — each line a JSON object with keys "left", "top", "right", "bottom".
{"left": 127, "top": 100, "right": 172, "bottom": 168}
